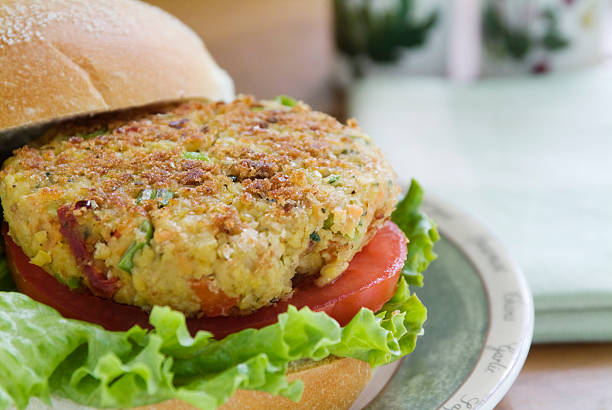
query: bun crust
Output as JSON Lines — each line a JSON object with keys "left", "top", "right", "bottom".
{"left": 0, "top": 0, "right": 234, "bottom": 132}
{"left": 137, "top": 357, "right": 372, "bottom": 410}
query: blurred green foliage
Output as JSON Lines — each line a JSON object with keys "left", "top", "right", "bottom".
{"left": 334, "top": 0, "right": 439, "bottom": 64}
{"left": 483, "top": 4, "right": 569, "bottom": 60}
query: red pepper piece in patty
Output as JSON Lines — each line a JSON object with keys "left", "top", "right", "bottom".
{"left": 57, "top": 204, "right": 119, "bottom": 298}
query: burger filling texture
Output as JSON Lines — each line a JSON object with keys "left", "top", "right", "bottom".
{"left": 0, "top": 97, "right": 438, "bottom": 410}
{"left": 0, "top": 180, "right": 437, "bottom": 410}
{"left": 0, "top": 97, "right": 399, "bottom": 317}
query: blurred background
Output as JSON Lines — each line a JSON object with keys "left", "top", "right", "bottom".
{"left": 148, "top": 1, "right": 611, "bottom": 408}
{"left": 148, "top": 0, "right": 612, "bottom": 111}
{"left": 148, "top": 0, "right": 337, "bottom": 113}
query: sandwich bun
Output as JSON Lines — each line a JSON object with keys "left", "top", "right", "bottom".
{"left": 0, "top": 0, "right": 234, "bottom": 135}
{"left": 141, "top": 357, "right": 372, "bottom": 410}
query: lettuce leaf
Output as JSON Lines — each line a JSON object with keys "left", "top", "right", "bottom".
{"left": 0, "top": 293, "right": 426, "bottom": 410}
{"left": 0, "top": 180, "right": 438, "bottom": 410}
{"left": 392, "top": 179, "right": 440, "bottom": 287}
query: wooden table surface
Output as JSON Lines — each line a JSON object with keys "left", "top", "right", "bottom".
{"left": 147, "top": 1, "right": 612, "bottom": 409}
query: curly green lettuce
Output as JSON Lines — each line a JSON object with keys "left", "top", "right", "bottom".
{"left": 0, "top": 180, "right": 438, "bottom": 410}
{"left": 392, "top": 179, "right": 440, "bottom": 287}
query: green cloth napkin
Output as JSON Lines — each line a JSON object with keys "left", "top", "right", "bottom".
{"left": 349, "top": 65, "right": 612, "bottom": 343}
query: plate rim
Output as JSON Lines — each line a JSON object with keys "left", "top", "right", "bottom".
{"left": 422, "top": 195, "right": 534, "bottom": 410}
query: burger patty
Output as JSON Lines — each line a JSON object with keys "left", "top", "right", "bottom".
{"left": 0, "top": 96, "right": 400, "bottom": 315}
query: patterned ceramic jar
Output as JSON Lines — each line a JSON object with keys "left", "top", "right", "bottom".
{"left": 333, "top": 0, "right": 609, "bottom": 79}
{"left": 482, "top": 0, "right": 608, "bottom": 75}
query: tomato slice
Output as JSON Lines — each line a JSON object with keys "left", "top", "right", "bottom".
{"left": 2, "top": 221, "right": 406, "bottom": 339}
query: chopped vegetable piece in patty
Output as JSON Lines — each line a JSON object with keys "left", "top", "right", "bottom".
{"left": 0, "top": 96, "right": 399, "bottom": 316}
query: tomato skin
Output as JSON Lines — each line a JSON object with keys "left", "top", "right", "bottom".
{"left": 290, "top": 221, "right": 406, "bottom": 323}
{"left": 184, "top": 222, "right": 407, "bottom": 338}
{"left": 2, "top": 221, "right": 407, "bottom": 339}
{"left": 3, "top": 224, "right": 151, "bottom": 332}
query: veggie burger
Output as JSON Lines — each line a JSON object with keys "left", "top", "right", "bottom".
{"left": 0, "top": 1, "right": 439, "bottom": 410}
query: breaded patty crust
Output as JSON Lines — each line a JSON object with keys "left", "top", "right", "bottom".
{"left": 0, "top": 96, "right": 399, "bottom": 315}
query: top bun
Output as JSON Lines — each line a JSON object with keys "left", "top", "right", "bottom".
{"left": 0, "top": 0, "right": 234, "bottom": 133}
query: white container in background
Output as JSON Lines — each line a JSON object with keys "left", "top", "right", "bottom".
{"left": 333, "top": 0, "right": 610, "bottom": 80}
{"left": 481, "top": 0, "right": 609, "bottom": 75}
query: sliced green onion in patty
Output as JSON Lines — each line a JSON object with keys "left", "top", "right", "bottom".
{"left": 309, "top": 231, "right": 321, "bottom": 242}
{"left": 55, "top": 275, "right": 80, "bottom": 290}
{"left": 66, "top": 277, "right": 80, "bottom": 290}
{"left": 274, "top": 95, "right": 297, "bottom": 107}
{"left": 136, "top": 188, "right": 156, "bottom": 204}
{"left": 156, "top": 189, "right": 174, "bottom": 207}
{"left": 136, "top": 188, "right": 175, "bottom": 207}
{"left": 119, "top": 220, "right": 154, "bottom": 273}
{"left": 327, "top": 175, "right": 340, "bottom": 184}
{"left": 118, "top": 241, "right": 145, "bottom": 273}
{"left": 182, "top": 151, "right": 209, "bottom": 161}
{"left": 139, "top": 220, "right": 154, "bottom": 242}
{"left": 323, "top": 214, "right": 334, "bottom": 230}
{"left": 77, "top": 127, "right": 108, "bottom": 139}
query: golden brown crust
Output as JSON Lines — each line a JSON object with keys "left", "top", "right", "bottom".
{"left": 0, "top": 97, "right": 400, "bottom": 314}
{"left": 0, "top": 0, "right": 233, "bottom": 132}
{"left": 135, "top": 357, "right": 372, "bottom": 410}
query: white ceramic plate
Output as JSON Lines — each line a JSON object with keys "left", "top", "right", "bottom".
{"left": 352, "top": 195, "right": 534, "bottom": 410}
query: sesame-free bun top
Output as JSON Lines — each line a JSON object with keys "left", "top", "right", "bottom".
{"left": 0, "top": 0, "right": 234, "bottom": 132}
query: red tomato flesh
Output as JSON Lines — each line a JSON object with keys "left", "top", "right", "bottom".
{"left": 2, "top": 221, "right": 407, "bottom": 339}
